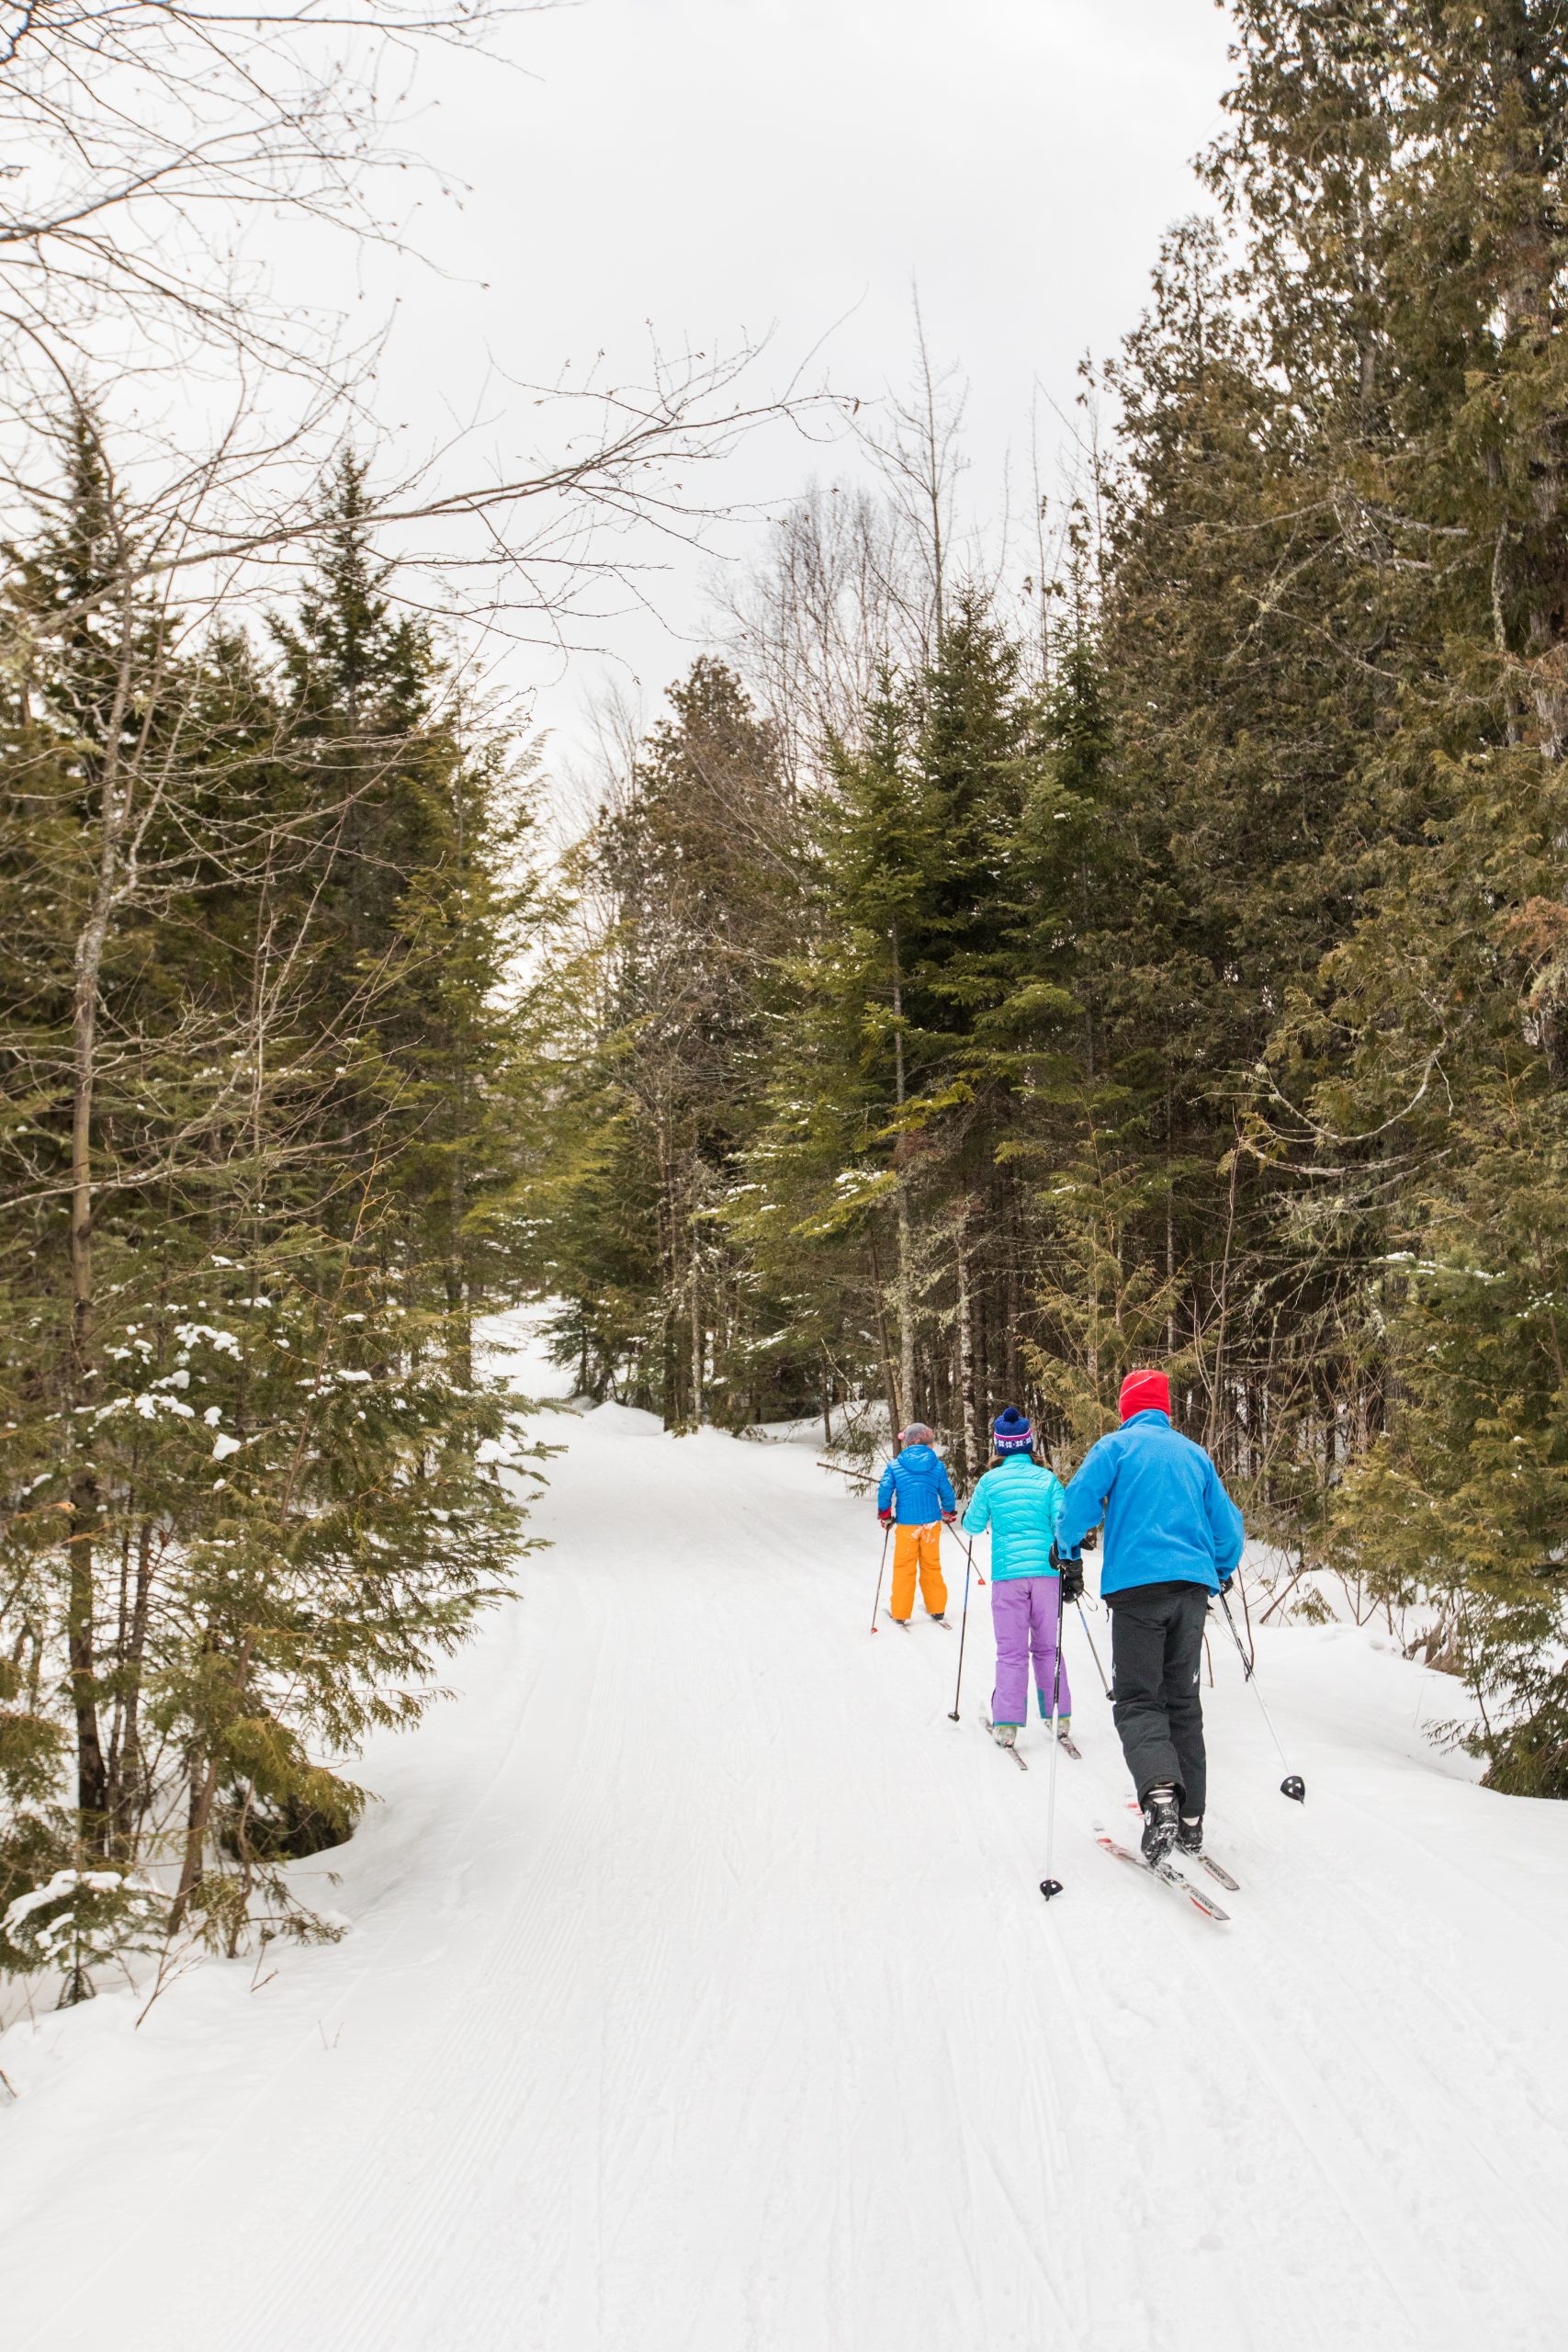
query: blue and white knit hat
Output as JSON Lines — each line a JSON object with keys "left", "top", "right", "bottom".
{"left": 992, "top": 1406, "right": 1033, "bottom": 1455}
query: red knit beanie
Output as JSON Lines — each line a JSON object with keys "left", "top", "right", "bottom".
{"left": 1119, "top": 1369, "right": 1170, "bottom": 1421}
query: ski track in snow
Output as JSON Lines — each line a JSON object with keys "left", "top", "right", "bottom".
{"left": 6, "top": 1311, "right": 1568, "bottom": 2351}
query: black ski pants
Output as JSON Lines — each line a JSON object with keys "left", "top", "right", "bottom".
{"left": 1108, "top": 1579, "right": 1210, "bottom": 1815}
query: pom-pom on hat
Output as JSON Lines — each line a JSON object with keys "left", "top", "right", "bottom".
{"left": 991, "top": 1406, "right": 1033, "bottom": 1455}
{"left": 1119, "top": 1368, "right": 1171, "bottom": 1422}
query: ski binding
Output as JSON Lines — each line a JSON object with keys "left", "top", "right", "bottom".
{"left": 1092, "top": 1823, "right": 1230, "bottom": 1922}
{"left": 1120, "top": 1799, "right": 1238, "bottom": 1890}
{"left": 982, "top": 1717, "right": 1029, "bottom": 1771}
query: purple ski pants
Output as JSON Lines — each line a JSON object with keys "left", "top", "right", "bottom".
{"left": 990, "top": 1575, "right": 1071, "bottom": 1727}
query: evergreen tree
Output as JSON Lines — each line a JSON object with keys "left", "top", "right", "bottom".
{"left": 0, "top": 435, "right": 544, "bottom": 1978}
{"left": 534, "top": 661, "right": 807, "bottom": 1426}
{"left": 1204, "top": 1, "right": 1568, "bottom": 1780}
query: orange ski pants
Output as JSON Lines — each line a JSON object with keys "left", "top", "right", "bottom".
{"left": 890, "top": 1521, "right": 948, "bottom": 1621}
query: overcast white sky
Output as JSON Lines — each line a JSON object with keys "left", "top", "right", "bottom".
{"left": 366, "top": 0, "right": 1236, "bottom": 754}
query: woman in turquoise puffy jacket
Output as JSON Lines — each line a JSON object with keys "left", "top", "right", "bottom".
{"left": 961, "top": 1407, "right": 1072, "bottom": 1751}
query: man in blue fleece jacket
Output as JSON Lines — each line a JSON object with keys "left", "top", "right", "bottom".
{"left": 1057, "top": 1368, "right": 1245, "bottom": 1863}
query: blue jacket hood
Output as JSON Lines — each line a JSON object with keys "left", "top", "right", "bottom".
{"left": 877, "top": 1443, "right": 957, "bottom": 1525}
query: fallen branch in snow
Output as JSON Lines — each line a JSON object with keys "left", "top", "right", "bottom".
{"left": 816, "top": 1459, "right": 873, "bottom": 1490}
{"left": 1258, "top": 1567, "right": 1308, "bottom": 1625}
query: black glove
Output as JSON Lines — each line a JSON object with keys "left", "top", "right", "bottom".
{"left": 1051, "top": 1542, "right": 1084, "bottom": 1601}
{"left": 1217, "top": 1571, "right": 1235, "bottom": 1596}
{"left": 1079, "top": 1527, "right": 1100, "bottom": 1553}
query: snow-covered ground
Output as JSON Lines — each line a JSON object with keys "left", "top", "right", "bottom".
{"left": 6, "top": 1311, "right": 1568, "bottom": 2351}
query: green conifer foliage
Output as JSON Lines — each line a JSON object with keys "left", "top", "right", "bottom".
{"left": 531, "top": 661, "right": 807, "bottom": 1426}
{"left": 1198, "top": 2, "right": 1568, "bottom": 1774}
{"left": 0, "top": 431, "right": 545, "bottom": 1961}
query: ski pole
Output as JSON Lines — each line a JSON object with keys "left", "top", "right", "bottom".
{"left": 1075, "top": 1599, "right": 1113, "bottom": 1702}
{"left": 869, "top": 1523, "right": 892, "bottom": 1635}
{"left": 1039, "top": 1572, "right": 1068, "bottom": 1901}
{"left": 1218, "top": 1589, "right": 1305, "bottom": 1802}
{"left": 947, "top": 1539, "right": 976, "bottom": 1721}
{"left": 941, "top": 1517, "right": 983, "bottom": 1583}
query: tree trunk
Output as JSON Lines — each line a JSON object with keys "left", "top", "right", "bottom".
{"left": 890, "top": 921, "right": 916, "bottom": 1424}
{"left": 866, "top": 1235, "right": 902, "bottom": 1435}
{"left": 67, "top": 880, "right": 111, "bottom": 1839}
{"left": 1485, "top": 28, "right": 1568, "bottom": 763}
{"left": 955, "top": 1207, "right": 979, "bottom": 1486}
{"left": 63, "top": 565, "right": 143, "bottom": 1847}
{"left": 447, "top": 1134, "right": 471, "bottom": 1387}
{"left": 895, "top": 1178, "right": 916, "bottom": 1426}
{"left": 171, "top": 1753, "right": 219, "bottom": 1925}
{"left": 170, "top": 1629, "right": 254, "bottom": 1926}
{"left": 689, "top": 1207, "right": 704, "bottom": 1427}
{"left": 657, "top": 1121, "right": 680, "bottom": 1428}
{"left": 103, "top": 1510, "right": 134, "bottom": 1835}
{"left": 447, "top": 769, "right": 473, "bottom": 1386}
{"left": 113, "top": 1513, "right": 158, "bottom": 1853}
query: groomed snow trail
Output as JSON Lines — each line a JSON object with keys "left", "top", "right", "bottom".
{"left": 7, "top": 1314, "right": 1568, "bottom": 2351}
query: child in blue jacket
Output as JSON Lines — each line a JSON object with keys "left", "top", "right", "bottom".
{"left": 876, "top": 1422, "right": 956, "bottom": 1624}
{"left": 961, "top": 1407, "right": 1071, "bottom": 1748}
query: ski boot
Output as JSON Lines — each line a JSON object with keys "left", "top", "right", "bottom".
{"left": 1177, "top": 1815, "right": 1204, "bottom": 1858}
{"left": 1139, "top": 1785, "right": 1179, "bottom": 1865}
{"left": 990, "top": 1721, "right": 1019, "bottom": 1748}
